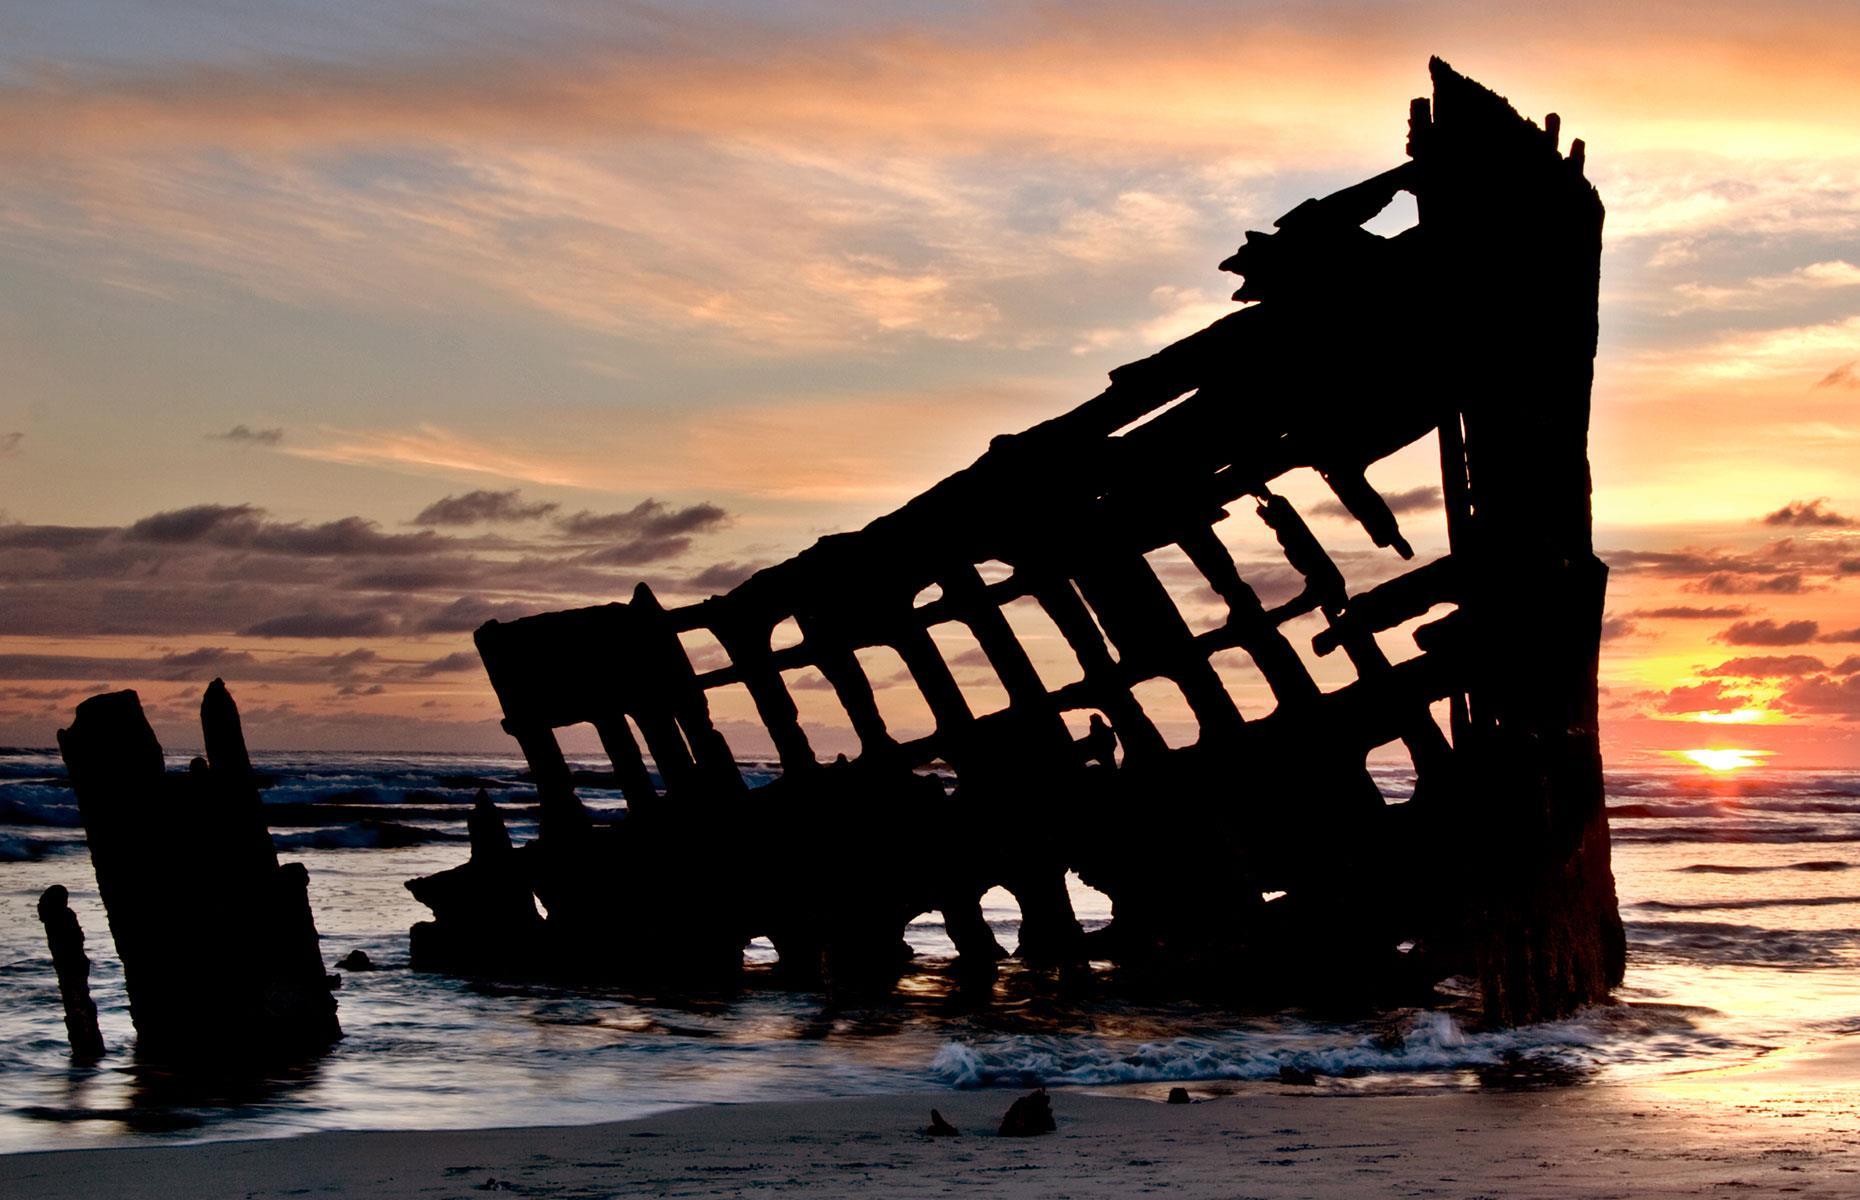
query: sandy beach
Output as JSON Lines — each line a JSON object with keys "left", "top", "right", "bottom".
{"left": 10, "top": 1039, "right": 1860, "bottom": 1200}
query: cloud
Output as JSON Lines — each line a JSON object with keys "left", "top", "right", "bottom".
{"left": 1822, "top": 627, "right": 1860, "bottom": 643}
{"left": 1780, "top": 673, "right": 1860, "bottom": 719}
{"left": 1670, "top": 260, "right": 1860, "bottom": 313}
{"left": 1600, "top": 616, "right": 1638, "bottom": 641}
{"left": 127, "top": 503, "right": 262, "bottom": 543}
{"left": 1700, "top": 654, "right": 1826, "bottom": 678}
{"left": 1718, "top": 618, "right": 1820, "bottom": 645}
{"left": 411, "top": 595, "right": 539, "bottom": 634}
{"left": 126, "top": 503, "right": 447, "bottom": 556}
{"left": 0, "top": 432, "right": 21, "bottom": 457}
{"left": 242, "top": 610, "right": 396, "bottom": 638}
{"left": 1835, "top": 656, "right": 1860, "bottom": 675}
{"left": 1816, "top": 362, "right": 1859, "bottom": 389}
{"left": 0, "top": 647, "right": 402, "bottom": 685}
{"left": 1608, "top": 538, "right": 1860, "bottom": 590}
{"left": 556, "top": 499, "right": 729, "bottom": 540}
{"left": 1652, "top": 681, "right": 1754, "bottom": 715}
{"left": 1763, "top": 498, "right": 1854, "bottom": 527}
{"left": 413, "top": 488, "right": 559, "bottom": 527}
{"left": 409, "top": 651, "right": 480, "bottom": 677}
{"left": 1628, "top": 605, "right": 1752, "bottom": 619}
{"left": 687, "top": 561, "right": 767, "bottom": 592}
{"left": 579, "top": 538, "right": 692, "bottom": 566}
{"left": 209, "top": 424, "right": 284, "bottom": 445}
{"left": 1685, "top": 571, "right": 1807, "bottom": 594}
{"left": 287, "top": 425, "right": 590, "bottom": 488}
{"left": 1310, "top": 485, "right": 1442, "bottom": 520}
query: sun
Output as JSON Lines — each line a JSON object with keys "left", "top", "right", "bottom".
{"left": 1670, "top": 748, "right": 1773, "bottom": 772}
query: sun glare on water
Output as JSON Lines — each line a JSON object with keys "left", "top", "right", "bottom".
{"left": 1672, "top": 748, "right": 1773, "bottom": 772}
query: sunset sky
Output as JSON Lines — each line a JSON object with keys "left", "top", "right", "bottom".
{"left": 1, "top": 1, "right": 1857, "bottom": 766}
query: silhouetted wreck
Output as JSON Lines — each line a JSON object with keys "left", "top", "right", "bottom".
{"left": 412, "top": 59, "right": 1622, "bottom": 1026}
{"left": 57, "top": 682, "right": 341, "bottom": 1062}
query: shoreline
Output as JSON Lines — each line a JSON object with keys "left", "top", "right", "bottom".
{"left": 8, "top": 1044, "right": 1860, "bottom": 1200}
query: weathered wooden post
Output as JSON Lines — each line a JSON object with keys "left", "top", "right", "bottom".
{"left": 36, "top": 884, "right": 106, "bottom": 1061}
{"left": 58, "top": 680, "right": 341, "bottom": 1062}
{"left": 1413, "top": 59, "right": 1625, "bottom": 1023}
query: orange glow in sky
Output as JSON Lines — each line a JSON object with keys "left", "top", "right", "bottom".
{"left": 1688, "top": 708, "right": 1784, "bottom": 725}
{"left": 1671, "top": 749, "right": 1774, "bottom": 772}
{"left": 0, "top": 5, "right": 1857, "bottom": 755}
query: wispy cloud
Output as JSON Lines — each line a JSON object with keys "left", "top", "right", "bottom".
{"left": 287, "top": 425, "right": 592, "bottom": 487}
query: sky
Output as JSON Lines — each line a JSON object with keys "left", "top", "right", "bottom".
{"left": 0, "top": 1, "right": 1857, "bottom": 766}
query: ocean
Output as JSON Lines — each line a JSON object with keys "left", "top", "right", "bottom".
{"left": 3, "top": 750, "right": 1857, "bottom": 1152}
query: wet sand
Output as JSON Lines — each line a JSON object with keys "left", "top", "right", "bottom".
{"left": 8, "top": 1040, "right": 1860, "bottom": 1200}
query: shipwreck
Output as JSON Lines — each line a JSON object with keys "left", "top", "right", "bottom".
{"left": 413, "top": 58, "right": 1623, "bottom": 1025}
{"left": 53, "top": 58, "right": 1622, "bottom": 1064}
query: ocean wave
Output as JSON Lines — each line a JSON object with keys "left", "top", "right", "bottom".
{"left": 270, "top": 820, "right": 467, "bottom": 851}
{"left": 1626, "top": 919, "right": 1859, "bottom": 967}
{"left": 1612, "top": 826, "right": 1860, "bottom": 845}
{"left": 0, "top": 833, "right": 83, "bottom": 862}
{"left": 1630, "top": 895, "right": 1860, "bottom": 912}
{"left": 1676, "top": 860, "right": 1852, "bottom": 874}
{"left": 927, "top": 1007, "right": 1697, "bottom": 1089}
{"left": 1611, "top": 799, "right": 1860, "bottom": 819}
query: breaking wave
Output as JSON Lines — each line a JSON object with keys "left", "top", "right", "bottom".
{"left": 269, "top": 821, "right": 466, "bottom": 851}
{"left": 1626, "top": 919, "right": 1860, "bottom": 968}
{"left": 1676, "top": 861, "right": 1852, "bottom": 874}
{"left": 929, "top": 1007, "right": 1713, "bottom": 1089}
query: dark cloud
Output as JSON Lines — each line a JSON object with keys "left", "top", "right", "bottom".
{"left": 1763, "top": 499, "right": 1854, "bottom": 527}
{"left": 1310, "top": 485, "right": 1442, "bottom": 520}
{"left": 209, "top": 425, "right": 284, "bottom": 446}
{"left": 0, "top": 493, "right": 735, "bottom": 644}
{"left": 156, "top": 646, "right": 258, "bottom": 673}
{"left": 580, "top": 536, "right": 692, "bottom": 566}
{"left": 1822, "top": 627, "right": 1860, "bottom": 643}
{"left": 1780, "top": 673, "right": 1860, "bottom": 719}
{"left": 0, "top": 432, "right": 21, "bottom": 456}
{"left": 0, "top": 647, "right": 385, "bottom": 685}
{"left": 242, "top": 610, "right": 396, "bottom": 638}
{"left": 0, "top": 685, "right": 91, "bottom": 702}
{"left": 1718, "top": 618, "right": 1820, "bottom": 646}
{"left": 1834, "top": 656, "right": 1860, "bottom": 676}
{"left": 302, "top": 648, "right": 379, "bottom": 677}
{"left": 1599, "top": 616, "right": 1637, "bottom": 641}
{"left": 1685, "top": 571, "right": 1807, "bottom": 594}
{"left": 1701, "top": 655, "right": 1826, "bottom": 678}
{"left": 1653, "top": 681, "right": 1753, "bottom": 714}
{"left": 1628, "top": 605, "right": 1751, "bottom": 619}
{"left": 0, "top": 524, "right": 113, "bottom": 551}
{"left": 1606, "top": 537, "right": 1859, "bottom": 582}
{"left": 413, "top": 489, "right": 559, "bottom": 527}
{"left": 127, "top": 504, "right": 445, "bottom": 556}
{"left": 688, "top": 560, "right": 768, "bottom": 592}
{"left": 411, "top": 595, "right": 538, "bottom": 633}
{"left": 1816, "top": 361, "right": 1859, "bottom": 389}
{"left": 127, "top": 503, "right": 262, "bottom": 543}
{"left": 409, "top": 651, "right": 480, "bottom": 677}
{"left": 556, "top": 499, "right": 728, "bottom": 540}
{"left": 335, "top": 682, "right": 388, "bottom": 698}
